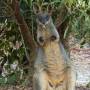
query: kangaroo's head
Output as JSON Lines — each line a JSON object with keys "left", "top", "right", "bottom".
{"left": 33, "top": 3, "right": 60, "bottom": 46}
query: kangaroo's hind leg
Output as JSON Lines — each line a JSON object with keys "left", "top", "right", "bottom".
{"left": 67, "top": 67, "right": 76, "bottom": 90}
{"left": 33, "top": 71, "right": 48, "bottom": 90}
{"left": 55, "top": 80, "right": 67, "bottom": 90}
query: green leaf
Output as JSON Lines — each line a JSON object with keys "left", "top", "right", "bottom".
{"left": 7, "top": 74, "right": 17, "bottom": 84}
{"left": 27, "top": 0, "right": 33, "bottom": 6}
{"left": 0, "top": 76, "right": 5, "bottom": 85}
{"left": 65, "top": 0, "right": 76, "bottom": 7}
{"left": 23, "top": 0, "right": 28, "bottom": 5}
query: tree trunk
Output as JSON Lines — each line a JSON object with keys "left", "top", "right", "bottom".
{"left": 11, "top": 0, "right": 36, "bottom": 66}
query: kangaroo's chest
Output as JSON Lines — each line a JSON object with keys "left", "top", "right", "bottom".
{"left": 43, "top": 42, "right": 66, "bottom": 73}
{"left": 34, "top": 42, "right": 68, "bottom": 87}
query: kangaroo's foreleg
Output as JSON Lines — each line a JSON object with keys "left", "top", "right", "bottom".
{"left": 33, "top": 71, "right": 48, "bottom": 90}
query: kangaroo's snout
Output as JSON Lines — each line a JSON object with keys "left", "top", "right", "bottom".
{"left": 38, "top": 34, "right": 59, "bottom": 46}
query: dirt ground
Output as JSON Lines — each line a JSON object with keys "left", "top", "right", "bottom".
{"left": 76, "top": 87, "right": 90, "bottom": 90}
{"left": 0, "top": 86, "right": 90, "bottom": 90}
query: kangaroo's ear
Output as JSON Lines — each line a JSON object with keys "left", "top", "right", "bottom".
{"left": 41, "top": 3, "right": 48, "bottom": 12}
{"left": 33, "top": 3, "right": 40, "bottom": 14}
{"left": 47, "top": 4, "right": 53, "bottom": 15}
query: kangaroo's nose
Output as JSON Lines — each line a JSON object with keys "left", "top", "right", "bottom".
{"left": 50, "top": 35, "right": 57, "bottom": 41}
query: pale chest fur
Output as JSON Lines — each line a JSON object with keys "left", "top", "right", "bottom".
{"left": 34, "top": 42, "right": 67, "bottom": 85}
{"left": 43, "top": 42, "right": 66, "bottom": 77}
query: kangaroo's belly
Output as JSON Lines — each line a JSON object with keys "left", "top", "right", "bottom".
{"left": 34, "top": 42, "right": 68, "bottom": 87}
{"left": 43, "top": 42, "right": 66, "bottom": 77}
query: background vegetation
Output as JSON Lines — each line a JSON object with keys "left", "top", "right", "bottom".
{"left": 0, "top": 0, "right": 90, "bottom": 86}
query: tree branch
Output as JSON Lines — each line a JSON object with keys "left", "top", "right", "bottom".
{"left": 55, "top": 5, "right": 69, "bottom": 43}
{"left": 11, "top": 0, "right": 36, "bottom": 52}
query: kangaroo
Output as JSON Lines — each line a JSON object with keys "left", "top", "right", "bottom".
{"left": 33, "top": 3, "right": 76, "bottom": 90}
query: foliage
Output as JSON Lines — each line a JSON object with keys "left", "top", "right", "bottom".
{"left": 0, "top": 0, "right": 90, "bottom": 85}
{"left": 20, "top": 0, "right": 90, "bottom": 44}
{"left": 0, "top": 20, "right": 27, "bottom": 85}
{"left": 68, "top": 0, "right": 90, "bottom": 44}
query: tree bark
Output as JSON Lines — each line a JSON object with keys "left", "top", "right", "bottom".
{"left": 11, "top": 0, "right": 36, "bottom": 65}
